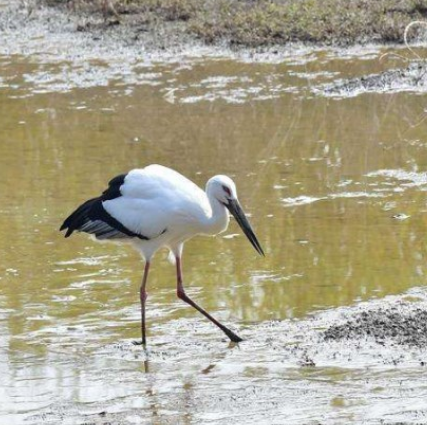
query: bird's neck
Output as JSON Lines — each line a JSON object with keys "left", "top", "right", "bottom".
{"left": 203, "top": 193, "right": 229, "bottom": 236}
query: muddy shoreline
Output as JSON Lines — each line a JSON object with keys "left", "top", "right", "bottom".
{"left": 24, "top": 287, "right": 427, "bottom": 425}
{"left": 41, "top": 0, "right": 427, "bottom": 48}
{"left": 2, "top": 2, "right": 427, "bottom": 97}
{"left": 0, "top": 2, "right": 417, "bottom": 56}
{"left": 0, "top": 2, "right": 321, "bottom": 71}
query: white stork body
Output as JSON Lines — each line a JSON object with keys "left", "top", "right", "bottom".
{"left": 61, "top": 164, "right": 263, "bottom": 345}
{"left": 103, "top": 165, "right": 229, "bottom": 260}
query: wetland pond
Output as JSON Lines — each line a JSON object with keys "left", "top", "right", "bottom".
{"left": 2, "top": 39, "right": 427, "bottom": 424}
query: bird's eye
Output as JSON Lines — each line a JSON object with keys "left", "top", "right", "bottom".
{"left": 222, "top": 185, "right": 231, "bottom": 197}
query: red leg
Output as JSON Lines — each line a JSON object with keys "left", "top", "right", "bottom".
{"left": 176, "top": 256, "right": 243, "bottom": 343}
{"left": 140, "top": 261, "right": 150, "bottom": 345}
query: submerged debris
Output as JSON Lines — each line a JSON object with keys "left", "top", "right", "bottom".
{"left": 324, "top": 306, "right": 427, "bottom": 347}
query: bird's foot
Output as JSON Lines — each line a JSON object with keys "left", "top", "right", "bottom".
{"left": 225, "top": 330, "right": 243, "bottom": 343}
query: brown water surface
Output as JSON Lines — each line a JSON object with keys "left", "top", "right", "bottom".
{"left": 2, "top": 48, "right": 427, "bottom": 423}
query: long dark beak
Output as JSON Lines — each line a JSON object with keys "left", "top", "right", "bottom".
{"left": 225, "top": 199, "right": 265, "bottom": 256}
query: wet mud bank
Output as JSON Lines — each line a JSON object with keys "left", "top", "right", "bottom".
{"left": 267, "top": 287, "right": 427, "bottom": 368}
{"left": 318, "top": 61, "right": 427, "bottom": 97}
{"left": 324, "top": 303, "right": 427, "bottom": 348}
{"left": 0, "top": 1, "right": 204, "bottom": 61}
{"left": 38, "top": 0, "right": 427, "bottom": 48}
{"left": 25, "top": 288, "right": 427, "bottom": 425}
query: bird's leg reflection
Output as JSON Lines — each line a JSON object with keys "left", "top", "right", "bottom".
{"left": 143, "top": 359, "right": 150, "bottom": 373}
{"left": 175, "top": 256, "right": 243, "bottom": 343}
{"left": 201, "top": 337, "right": 241, "bottom": 375}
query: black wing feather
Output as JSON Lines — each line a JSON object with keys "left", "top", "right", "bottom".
{"left": 60, "top": 173, "right": 149, "bottom": 241}
{"left": 101, "top": 173, "right": 126, "bottom": 200}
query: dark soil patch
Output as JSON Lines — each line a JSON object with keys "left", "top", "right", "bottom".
{"left": 324, "top": 306, "right": 427, "bottom": 347}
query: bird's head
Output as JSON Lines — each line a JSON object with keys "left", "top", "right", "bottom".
{"left": 206, "top": 175, "right": 237, "bottom": 205}
{"left": 206, "top": 175, "right": 264, "bottom": 256}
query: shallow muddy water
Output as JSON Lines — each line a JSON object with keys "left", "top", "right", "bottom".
{"left": 2, "top": 45, "right": 427, "bottom": 424}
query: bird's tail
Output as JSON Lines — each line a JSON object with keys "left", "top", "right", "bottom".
{"left": 59, "top": 198, "right": 99, "bottom": 238}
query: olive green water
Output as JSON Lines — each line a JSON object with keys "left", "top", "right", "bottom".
{"left": 2, "top": 49, "right": 427, "bottom": 424}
